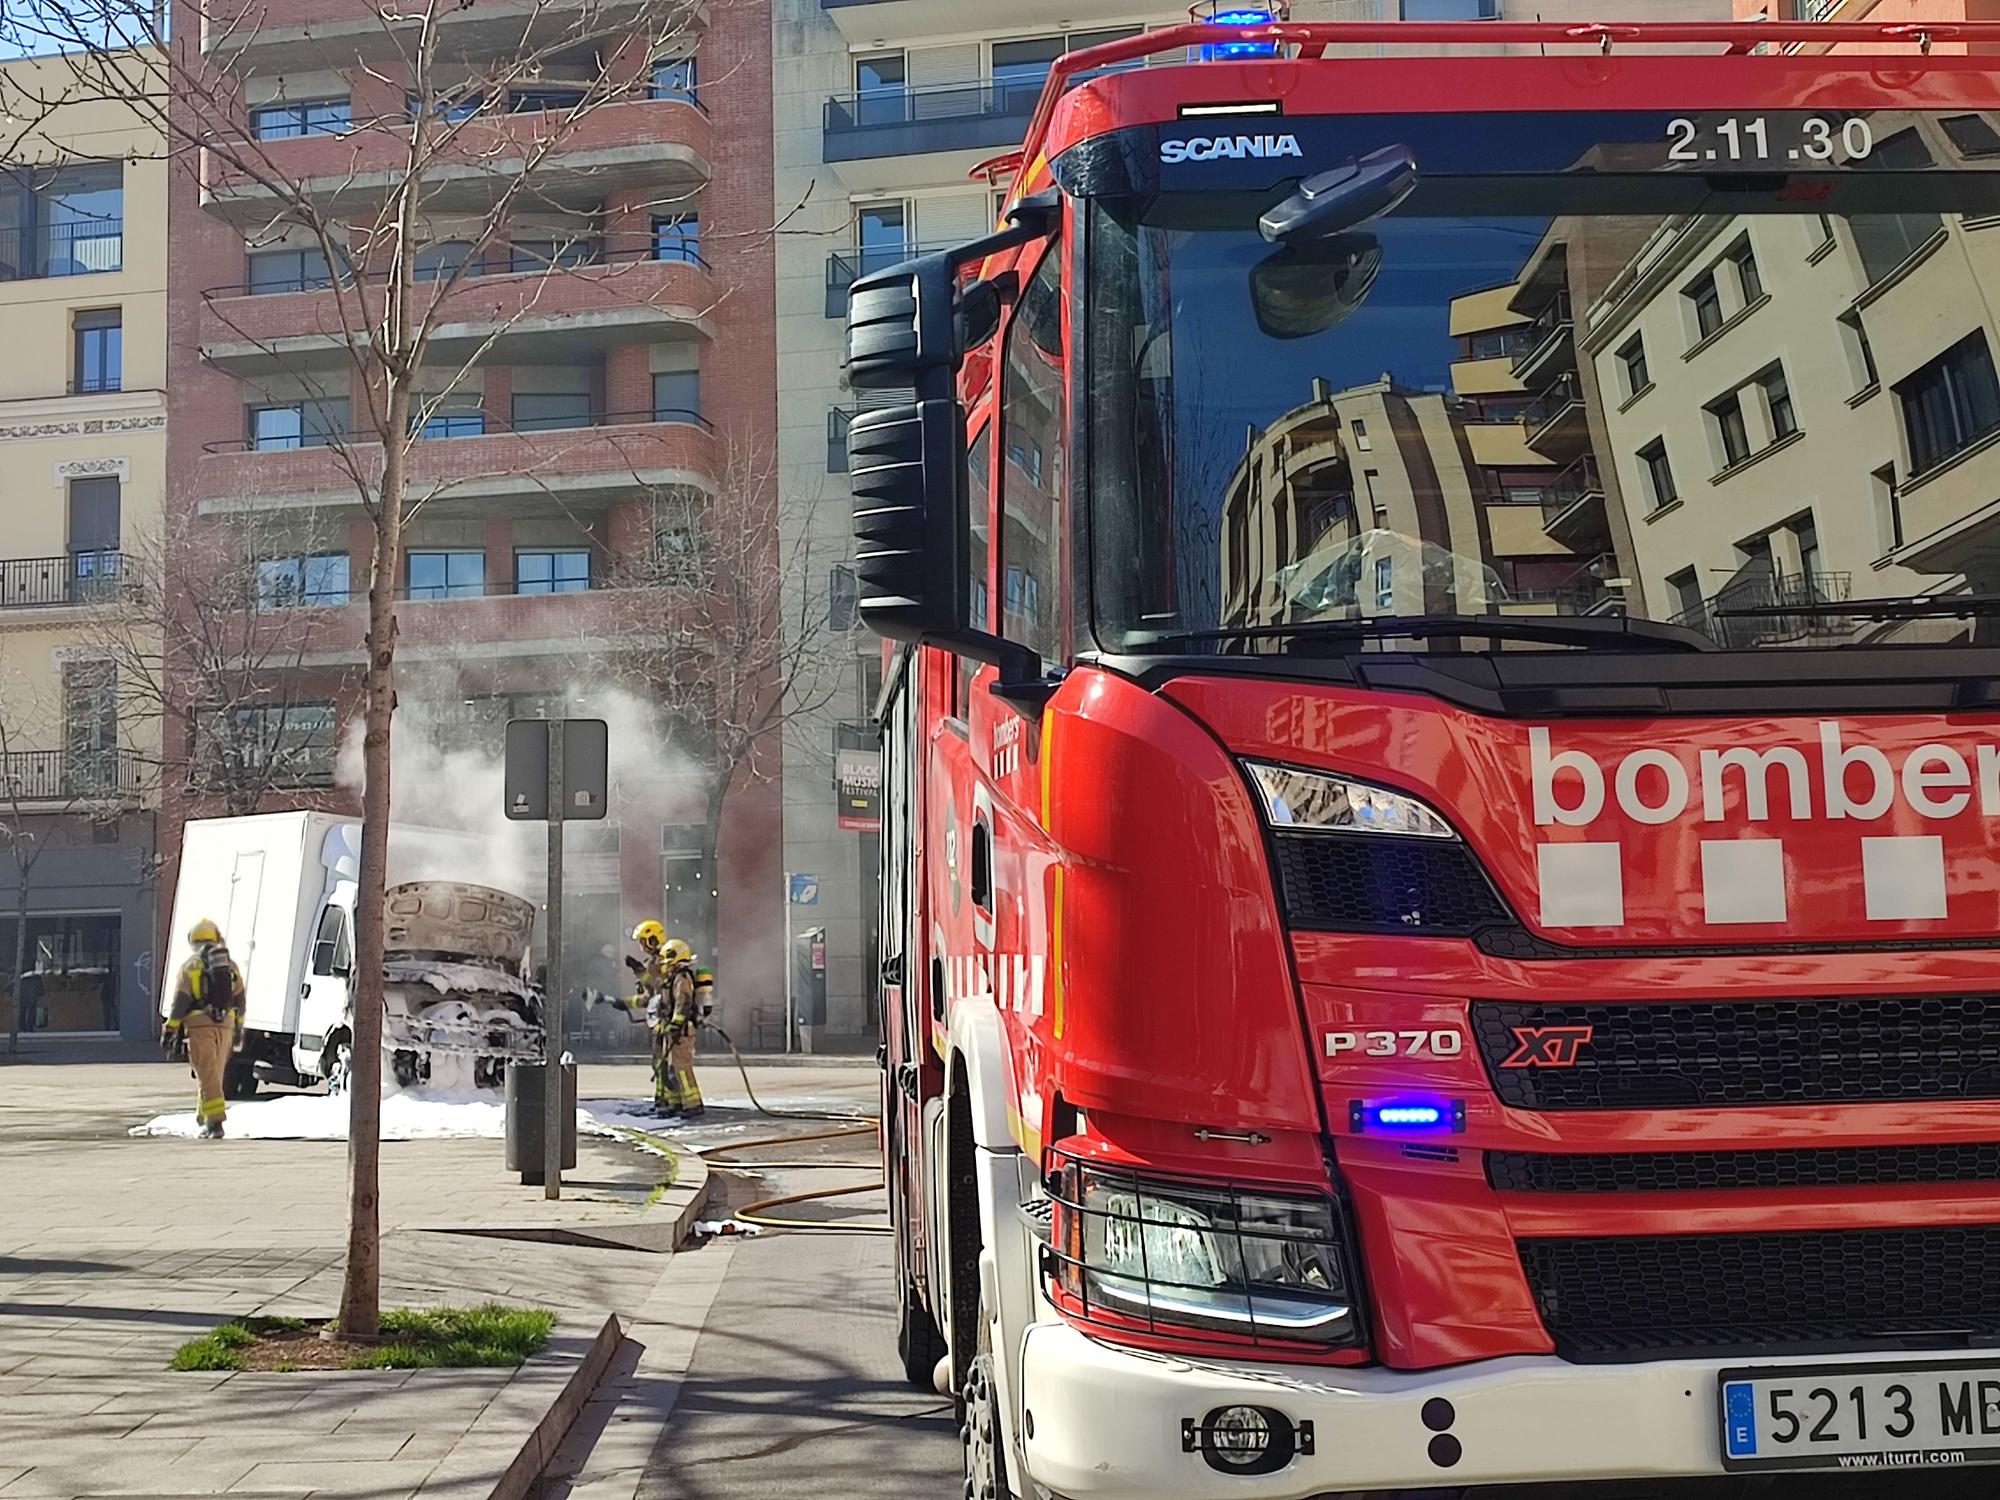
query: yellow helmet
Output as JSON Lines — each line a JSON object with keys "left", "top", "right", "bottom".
{"left": 633, "top": 919, "right": 667, "bottom": 949}
{"left": 662, "top": 938, "right": 693, "bottom": 965}
{"left": 188, "top": 918, "right": 222, "bottom": 945}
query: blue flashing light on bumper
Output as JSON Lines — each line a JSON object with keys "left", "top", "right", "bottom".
{"left": 1349, "top": 1098, "right": 1466, "bottom": 1134}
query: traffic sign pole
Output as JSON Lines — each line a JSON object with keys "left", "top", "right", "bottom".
{"left": 783, "top": 872, "right": 794, "bottom": 1056}
{"left": 544, "top": 720, "right": 564, "bottom": 1201}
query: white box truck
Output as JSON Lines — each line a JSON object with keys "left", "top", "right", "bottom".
{"left": 160, "top": 812, "right": 543, "bottom": 1096}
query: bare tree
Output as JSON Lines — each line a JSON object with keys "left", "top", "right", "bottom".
{"left": 4, "top": 0, "right": 711, "bottom": 1336}
{"left": 610, "top": 440, "right": 844, "bottom": 956}
{"left": 82, "top": 511, "right": 352, "bottom": 818}
{"left": 0, "top": 671, "right": 130, "bottom": 1056}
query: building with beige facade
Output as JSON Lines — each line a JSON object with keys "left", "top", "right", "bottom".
{"left": 0, "top": 49, "right": 166, "bottom": 1046}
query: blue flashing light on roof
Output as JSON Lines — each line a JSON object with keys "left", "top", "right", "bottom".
{"left": 1200, "top": 7, "right": 1280, "bottom": 60}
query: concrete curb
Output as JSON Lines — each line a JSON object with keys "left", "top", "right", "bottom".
{"left": 413, "top": 1311, "right": 622, "bottom": 1500}
{"left": 428, "top": 1140, "right": 712, "bottom": 1255}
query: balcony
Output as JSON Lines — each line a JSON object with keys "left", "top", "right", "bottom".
{"left": 1539, "top": 455, "right": 1607, "bottom": 544}
{"left": 1523, "top": 374, "right": 1587, "bottom": 458}
{"left": 203, "top": 0, "right": 708, "bottom": 71}
{"left": 200, "top": 98, "right": 711, "bottom": 224}
{"left": 194, "top": 409, "right": 717, "bottom": 518}
{"left": 0, "top": 750, "right": 141, "bottom": 807}
{"left": 1510, "top": 291, "right": 1575, "bottom": 386}
{"left": 0, "top": 554, "right": 124, "bottom": 612}
{"left": 198, "top": 250, "right": 713, "bottom": 373}
{"left": 0, "top": 220, "right": 123, "bottom": 282}
{"left": 826, "top": 243, "right": 954, "bottom": 317}
{"left": 1504, "top": 553, "right": 1622, "bottom": 619}
{"left": 272, "top": 578, "right": 659, "bottom": 666}
{"left": 824, "top": 81, "right": 1039, "bottom": 173}
{"left": 1672, "top": 571, "right": 1854, "bottom": 648}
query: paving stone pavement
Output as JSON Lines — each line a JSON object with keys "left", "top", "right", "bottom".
{"left": 0, "top": 1060, "right": 696, "bottom": 1500}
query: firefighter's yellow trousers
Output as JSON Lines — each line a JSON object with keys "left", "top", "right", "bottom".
{"left": 184, "top": 1013, "right": 233, "bottom": 1127}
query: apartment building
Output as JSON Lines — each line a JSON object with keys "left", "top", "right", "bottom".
{"left": 164, "top": 0, "right": 784, "bottom": 1028}
{"left": 0, "top": 50, "right": 165, "bottom": 1047}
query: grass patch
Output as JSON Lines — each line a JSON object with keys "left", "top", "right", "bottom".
{"left": 168, "top": 1305, "right": 553, "bottom": 1372}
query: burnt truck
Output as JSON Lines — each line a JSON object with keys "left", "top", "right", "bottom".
{"left": 160, "top": 812, "right": 544, "bottom": 1097}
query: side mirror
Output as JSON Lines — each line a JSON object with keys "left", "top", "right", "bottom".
{"left": 1250, "top": 234, "right": 1383, "bottom": 340}
{"left": 844, "top": 195, "right": 1056, "bottom": 675}
{"left": 1260, "top": 145, "right": 1418, "bottom": 245}
{"left": 333, "top": 961, "right": 353, "bottom": 982}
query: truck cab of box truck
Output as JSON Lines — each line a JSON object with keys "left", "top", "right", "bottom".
{"left": 856, "top": 19, "right": 2000, "bottom": 1500}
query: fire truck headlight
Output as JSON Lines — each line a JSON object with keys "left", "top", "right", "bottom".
{"left": 1244, "top": 761, "right": 1459, "bottom": 840}
{"left": 1050, "top": 1161, "right": 1362, "bottom": 1347}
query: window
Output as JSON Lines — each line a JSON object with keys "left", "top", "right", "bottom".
{"left": 1728, "top": 237, "right": 1763, "bottom": 305}
{"left": 1708, "top": 389, "right": 1752, "bottom": 468}
{"left": 854, "top": 53, "right": 907, "bottom": 126}
{"left": 652, "top": 215, "right": 700, "bottom": 265}
{"left": 1403, "top": 0, "right": 1499, "bottom": 15}
{"left": 653, "top": 493, "right": 704, "bottom": 586}
{"left": 653, "top": 370, "right": 701, "bottom": 423}
{"left": 1374, "top": 557, "right": 1394, "bottom": 610}
{"left": 1874, "top": 463, "right": 1903, "bottom": 552}
{"left": 247, "top": 246, "right": 341, "bottom": 294}
{"left": 250, "top": 398, "right": 346, "bottom": 450}
{"left": 968, "top": 426, "right": 991, "bottom": 632}
{"left": 1899, "top": 330, "right": 2000, "bottom": 475}
{"left": 1943, "top": 113, "right": 2000, "bottom": 158}
{"left": 258, "top": 553, "right": 349, "bottom": 608}
{"left": 63, "top": 659, "right": 118, "bottom": 789}
{"left": 417, "top": 395, "right": 484, "bottom": 439}
{"left": 1667, "top": 567, "right": 1704, "bottom": 623}
{"left": 1793, "top": 516, "right": 1822, "bottom": 580}
{"left": 414, "top": 240, "right": 477, "bottom": 282}
{"left": 1617, "top": 334, "right": 1650, "bottom": 398}
{"left": 1350, "top": 418, "right": 1371, "bottom": 452}
{"left": 1760, "top": 364, "right": 1798, "bottom": 441}
{"left": 511, "top": 392, "right": 593, "bottom": 432}
{"left": 1465, "top": 328, "right": 1526, "bottom": 359}
{"left": 1851, "top": 212, "right": 1944, "bottom": 286}
{"left": 999, "top": 243, "right": 1064, "bottom": 660}
{"left": 406, "top": 550, "right": 486, "bottom": 600}
{"left": 515, "top": 549, "right": 592, "bottom": 595}
{"left": 651, "top": 56, "right": 697, "bottom": 102}
{"left": 828, "top": 564, "right": 859, "bottom": 632}
{"left": 1639, "top": 438, "right": 1677, "bottom": 510}
{"left": 68, "top": 476, "right": 120, "bottom": 595}
{"left": 250, "top": 98, "right": 349, "bottom": 140}
{"left": 310, "top": 904, "right": 352, "bottom": 977}
{"left": 992, "top": 35, "right": 1065, "bottom": 106}
{"left": 408, "top": 91, "right": 483, "bottom": 122}
{"left": 72, "top": 309, "right": 119, "bottom": 394}
{"left": 856, "top": 202, "right": 908, "bottom": 276}
{"left": 507, "top": 238, "right": 597, "bottom": 273}
{"left": 201, "top": 704, "right": 337, "bottom": 787}
{"left": 1839, "top": 309, "right": 1879, "bottom": 393}
{"left": 10, "top": 163, "right": 123, "bottom": 277}
{"left": 509, "top": 87, "right": 585, "bottom": 113}
{"left": 1687, "top": 271, "right": 1724, "bottom": 340}
{"left": 827, "top": 407, "right": 851, "bottom": 473}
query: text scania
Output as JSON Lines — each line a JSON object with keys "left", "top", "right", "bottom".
{"left": 1159, "top": 133, "right": 1304, "bottom": 163}
{"left": 1531, "top": 724, "right": 2000, "bottom": 827}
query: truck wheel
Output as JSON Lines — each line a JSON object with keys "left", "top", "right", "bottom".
{"left": 961, "top": 1285, "right": 1012, "bottom": 1500}
{"left": 222, "top": 1059, "right": 259, "bottom": 1101}
{"left": 323, "top": 1036, "right": 353, "bottom": 1095}
{"left": 895, "top": 1256, "right": 947, "bottom": 1390}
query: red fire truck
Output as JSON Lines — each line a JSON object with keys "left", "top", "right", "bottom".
{"left": 849, "top": 16, "right": 2000, "bottom": 1496}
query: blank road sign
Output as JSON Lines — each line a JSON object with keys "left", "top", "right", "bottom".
{"left": 505, "top": 719, "right": 610, "bottom": 821}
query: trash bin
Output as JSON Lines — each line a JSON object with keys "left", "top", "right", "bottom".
{"left": 505, "top": 1061, "right": 577, "bottom": 1185}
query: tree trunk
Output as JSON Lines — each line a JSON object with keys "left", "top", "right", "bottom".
{"left": 7, "top": 871, "right": 29, "bottom": 1057}
{"left": 337, "top": 388, "right": 410, "bottom": 1341}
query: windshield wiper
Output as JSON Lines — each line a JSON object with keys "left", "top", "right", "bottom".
{"left": 1130, "top": 613, "right": 1716, "bottom": 654}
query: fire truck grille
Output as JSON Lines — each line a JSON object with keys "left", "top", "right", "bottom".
{"left": 1270, "top": 832, "right": 1512, "bottom": 935}
{"left": 1487, "top": 1141, "right": 2000, "bottom": 1194}
{"left": 1472, "top": 995, "right": 2000, "bottom": 1110}
{"left": 1519, "top": 1227, "right": 2000, "bottom": 1358}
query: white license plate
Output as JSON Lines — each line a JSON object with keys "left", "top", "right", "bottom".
{"left": 1721, "top": 1362, "right": 2000, "bottom": 1473}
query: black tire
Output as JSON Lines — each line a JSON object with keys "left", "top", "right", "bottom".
{"left": 895, "top": 1259, "right": 947, "bottom": 1390}
{"left": 222, "top": 1058, "right": 259, "bottom": 1100}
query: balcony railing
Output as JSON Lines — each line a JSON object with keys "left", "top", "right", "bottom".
{"left": 1673, "top": 570, "right": 1854, "bottom": 648}
{"left": 202, "top": 405, "right": 712, "bottom": 455}
{"left": 0, "top": 750, "right": 140, "bottom": 804}
{"left": 1509, "top": 552, "right": 1621, "bottom": 616}
{"left": 826, "top": 242, "right": 952, "bottom": 316}
{"left": 829, "top": 409, "right": 853, "bottom": 474}
{"left": 0, "top": 220, "right": 123, "bottom": 281}
{"left": 824, "top": 80, "right": 1042, "bottom": 160}
{"left": 1540, "top": 454, "right": 1605, "bottom": 537}
{"left": 0, "top": 553, "right": 124, "bottom": 609}
{"left": 1511, "top": 290, "right": 1574, "bottom": 380}
{"left": 1523, "top": 375, "right": 1585, "bottom": 447}
{"left": 204, "top": 240, "right": 707, "bottom": 299}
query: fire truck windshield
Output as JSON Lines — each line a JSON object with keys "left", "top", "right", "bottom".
{"left": 1084, "top": 170, "right": 2000, "bottom": 655}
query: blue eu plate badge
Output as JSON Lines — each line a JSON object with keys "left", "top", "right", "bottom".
{"left": 1723, "top": 1382, "right": 1757, "bottom": 1459}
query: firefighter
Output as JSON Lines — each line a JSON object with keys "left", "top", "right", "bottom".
{"left": 161, "top": 919, "right": 246, "bottom": 1140}
{"left": 615, "top": 920, "right": 687, "bottom": 1117}
{"left": 663, "top": 948, "right": 709, "bottom": 1122}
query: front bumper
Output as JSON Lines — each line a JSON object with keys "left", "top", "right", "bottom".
{"left": 1020, "top": 1321, "right": 1984, "bottom": 1497}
